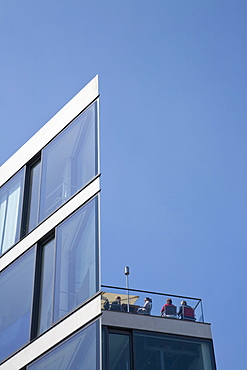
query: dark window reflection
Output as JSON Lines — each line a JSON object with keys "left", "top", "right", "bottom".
{"left": 133, "top": 331, "right": 216, "bottom": 370}
{"left": 27, "top": 160, "right": 41, "bottom": 233}
{"left": 109, "top": 333, "right": 131, "bottom": 370}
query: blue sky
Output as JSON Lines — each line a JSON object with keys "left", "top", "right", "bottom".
{"left": 0, "top": 1, "right": 246, "bottom": 368}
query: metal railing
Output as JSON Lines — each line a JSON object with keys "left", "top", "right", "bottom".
{"left": 101, "top": 285, "right": 204, "bottom": 322}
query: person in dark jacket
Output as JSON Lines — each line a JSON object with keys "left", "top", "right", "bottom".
{"left": 178, "top": 301, "right": 195, "bottom": 320}
{"left": 110, "top": 296, "right": 122, "bottom": 311}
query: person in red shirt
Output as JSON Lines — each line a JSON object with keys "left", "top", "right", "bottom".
{"left": 161, "top": 298, "right": 176, "bottom": 317}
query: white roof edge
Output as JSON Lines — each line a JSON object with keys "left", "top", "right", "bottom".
{"left": 0, "top": 75, "right": 99, "bottom": 186}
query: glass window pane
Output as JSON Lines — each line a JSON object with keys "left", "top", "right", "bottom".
{"left": 0, "top": 248, "right": 35, "bottom": 362}
{"left": 27, "top": 161, "right": 41, "bottom": 233}
{"left": 0, "top": 169, "right": 25, "bottom": 254}
{"left": 37, "top": 239, "right": 55, "bottom": 335}
{"left": 133, "top": 331, "right": 216, "bottom": 370}
{"left": 109, "top": 333, "right": 131, "bottom": 370}
{"left": 28, "top": 320, "right": 99, "bottom": 370}
{"left": 39, "top": 102, "right": 98, "bottom": 222}
{"left": 53, "top": 197, "right": 99, "bottom": 322}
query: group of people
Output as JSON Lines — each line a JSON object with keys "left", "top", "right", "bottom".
{"left": 103, "top": 296, "right": 153, "bottom": 314}
{"left": 138, "top": 297, "right": 193, "bottom": 318}
{"left": 104, "top": 296, "right": 122, "bottom": 311}
{"left": 103, "top": 296, "right": 195, "bottom": 320}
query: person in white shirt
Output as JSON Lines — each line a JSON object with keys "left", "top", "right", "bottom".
{"left": 137, "top": 297, "right": 152, "bottom": 315}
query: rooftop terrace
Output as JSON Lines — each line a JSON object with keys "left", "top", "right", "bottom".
{"left": 101, "top": 285, "right": 205, "bottom": 323}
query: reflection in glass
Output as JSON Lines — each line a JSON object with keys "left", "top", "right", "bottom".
{"left": 28, "top": 320, "right": 99, "bottom": 370}
{"left": 37, "top": 239, "right": 55, "bottom": 335}
{"left": 39, "top": 102, "right": 98, "bottom": 222}
{"left": 0, "top": 248, "right": 35, "bottom": 362}
{"left": 133, "top": 331, "right": 216, "bottom": 370}
{"left": 0, "top": 169, "right": 25, "bottom": 254}
{"left": 53, "top": 197, "right": 98, "bottom": 322}
{"left": 109, "top": 333, "right": 131, "bottom": 370}
{"left": 27, "top": 161, "right": 41, "bottom": 233}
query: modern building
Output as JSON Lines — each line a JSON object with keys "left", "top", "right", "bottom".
{"left": 0, "top": 76, "right": 216, "bottom": 369}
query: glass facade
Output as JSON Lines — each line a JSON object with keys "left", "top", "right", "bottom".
{"left": 134, "top": 331, "right": 215, "bottom": 370}
{"left": 54, "top": 197, "right": 98, "bottom": 322}
{"left": 0, "top": 248, "right": 35, "bottom": 362}
{"left": 28, "top": 320, "right": 100, "bottom": 370}
{"left": 103, "top": 329, "right": 216, "bottom": 370}
{"left": 37, "top": 197, "right": 99, "bottom": 334}
{"left": 108, "top": 332, "right": 131, "bottom": 370}
{"left": 0, "top": 79, "right": 101, "bottom": 368}
{"left": 39, "top": 101, "right": 98, "bottom": 222}
{"left": 0, "top": 197, "right": 99, "bottom": 362}
{"left": 0, "top": 169, "right": 25, "bottom": 254}
{"left": 0, "top": 100, "right": 98, "bottom": 256}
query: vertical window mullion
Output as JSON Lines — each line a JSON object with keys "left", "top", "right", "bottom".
{"left": 20, "top": 165, "right": 31, "bottom": 238}
{"left": 15, "top": 166, "right": 26, "bottom": 243}
{"left": 36, "top": 151, "right": 43, "bottom": 231}
{"left": 0, "top": 192, "right": 9, "bottom": 253}
{"left": 20, "top": 154, "right": 41, "bottom": 238}
{"left": 35, "top": 235, "right": 55, "bottom": 336}
{"left": 30, "top": 244, "right": 41, "bottom": 340}
{"left": 96, "top": 196, "right": 100, "bottom": 293}
{"left": 51, "top": 231, "right": 58, "bottom": 325}
{"left": 27, "top": 157, "right": 41, "bottom": 234}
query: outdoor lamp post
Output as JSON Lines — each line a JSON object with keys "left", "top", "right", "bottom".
{"left": 125, "top": 266, "right": 130, "bottom": 313}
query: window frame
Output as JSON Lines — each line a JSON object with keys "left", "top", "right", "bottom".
{"left": 103, "top": 327, "right": 133, "bottom": 370}
{"left": 21, "top": 154, "right": 42, "bottom": 238}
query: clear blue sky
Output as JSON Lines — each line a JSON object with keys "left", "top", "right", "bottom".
{"left": 1, "top": 1, "right": 246, "bottom": 368}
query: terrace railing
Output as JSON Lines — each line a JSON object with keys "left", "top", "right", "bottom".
{"left": 101, "top": 285, "right": 204, "bottom": 323}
